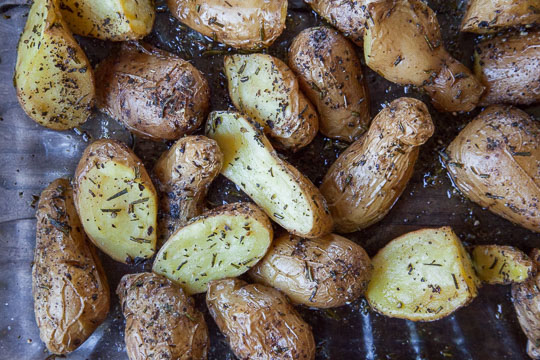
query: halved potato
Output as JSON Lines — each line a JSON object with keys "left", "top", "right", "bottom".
{"left": 74, "top": 139, "right": 158, "bottom": 263}
{"left": 366, "top": 227, "right": 480, "bottom": 321}
{"left": 153, "top": 202, "right": 273, "bottom": 294}
{"left": 205, "top": 111, "right": 333, "bottom": 238}
{"left": 471, "top": 245, "right": 534, "bottom": 285}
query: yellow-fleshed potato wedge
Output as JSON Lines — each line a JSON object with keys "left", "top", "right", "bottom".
{"left": 117, "top": 272, "right": 209, "bottom": 360}
{"left": 206, "top": 111, "right": 333, "bottom": 238}
{"left": 320, "top": 97, "right": 434, "bottom": 233}
{"left": 153, "top": 135, "right": 223, "bottom": 245}
{"left": 474, "top": 30, "right": 540, "bottom": 106}
{"left": 153, "top": 202, "right": 273, "bottom": 294}
{"left": 59, "top": 0, "right": 155, "bottom": 40}
{"left": 289, "top": 27, "right": 370, "bottom": 142}
{"left": 74, "top": 139, "right": 158, "bottom": 263}
{"left": 471, "top": 245, "right": 534, "bottom": 285}
{"left": 461, "top": 0, "right": 540, "bottom": 33}
{"left": 445, "top": 105, "right": 540, "bottom": 233}
{"left": 366, "top": 227, "right": 480, "bottom": 321}
{"left": 224, "top": 54, "right": 318, "bottom": 151}
{"left": 33, "top": 179, "right": 109, "bottom": 354}
{"left": 167, "top": 0, "right": 287, "bottom": 49}
{"left": 249, "top": 233, "right": 372, "bottom": 308}
{"left": 15, "top": 0, "right": 95, "bottom": 130}
{"left": 207, "top": 278, "right": 316, "bottom": 360}
{"left": 95, "top": 43, "right": 210, "bottom": 141}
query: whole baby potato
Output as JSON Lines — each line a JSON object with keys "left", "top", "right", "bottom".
{"left": 461, "top": 0, "right": 540, "bottom": 33}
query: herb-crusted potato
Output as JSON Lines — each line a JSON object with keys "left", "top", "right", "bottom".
{"left": 15, "top": 0, "right": 95, "bottom": 130}
{"left": 117, "top": 272, "right": 209, "bottom": 360}
{"left": 95, "top": 43, "right": 210, "bottom": 141}
{"left": 366, "top": 227, "right": 480, "bottom": 321}
{"left": 320, "top": 97, "right": 434, "bottom": 233}
{"left": 224, "top": 54, "right": 318, "bottom": 151}
{"left": 289, "top": 27, "right": 370, "bottom": 142}
{"left": 445, "top": 106, "right": 540, "bottom": 233}
{"left": 33, "top": 179, "right": 109, "bottom": 354}
{"left": 207, "top": 278, "right": 316, "bottom": 360}
{"left": 249, "top": 233, "right": 372, "bottom": 308}
{"left": 461, "top": 0, "right": 540, "bottom": 33}
{"left": 471, "top": 245, "right": 534, "bottom": 285}
{"left": 206, "top": 111, "right": 333, "bottom": 238}
{"left": 153, "top": 203, "right": 273, "bottom": 294}
{"left": 74, "top": 139, "right": 158, "bottom": 263}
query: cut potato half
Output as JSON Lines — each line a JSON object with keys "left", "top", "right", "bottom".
{"left": 472, "top": 245, "right": 534, "bottom": 285}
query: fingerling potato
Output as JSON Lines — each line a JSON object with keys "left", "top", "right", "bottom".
{"left": 461, "top": 0, "right": 540, "bottom": 33}
{"left": 471, "top": 245, "right": 534, "bottom": 285}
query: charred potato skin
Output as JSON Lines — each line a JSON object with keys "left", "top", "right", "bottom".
{"left": 95, "top": 43, "right": 210, "bottom": 141}
{"left": 206, "top": 278, "right": 316, "bottom": 360}
{"left": 33, "top": 179, "right": 110, "bottom": 354}
{"left": 288, "top": 27, "right": 370, "bottom": 142}
{"left": 445, "top": 106, "right": 540, "bottom": 233}
{"left": 461, "top": 0, "right": 540, "bottom": 33}
{"left": 249, "top": 233, "right": 372, "bottom": 308}
{"left": 117, "top": 272, "right": 209, "bottom": 360}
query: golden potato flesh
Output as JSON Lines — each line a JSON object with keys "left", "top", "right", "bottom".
{"left": 461, "top": 0, "right": 540, "bottom": 33}
{"left": 471, "top": 245, "right": 534, "bottom": 285}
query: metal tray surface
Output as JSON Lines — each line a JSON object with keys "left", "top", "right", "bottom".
{"left": 0, "top": 0, "right": 539, "bottom": 359}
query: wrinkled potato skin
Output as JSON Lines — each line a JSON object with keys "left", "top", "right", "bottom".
{"left": 206, "top": 279, "right": 315, "bottom": 360}
{"left": 289, "top": 27, "right": 370, "bottom": 142}
{"left": 249, "top": 233, "right": 372, "bottom": 308}
{"left": 33, "top": 179, "right": 110, "bottom": 354}
{"left": 95, "top": 43, "right": 210, "bottom": 141}
{"left": 446, "top": 106, "right": 540, "bottom": 233}
{"left": 117, "top": 273, "right": 209, "bottom": 360}
{"left": 461, "top": 0, "right": 540, "bottom": 33}
{"left": 474, "top": 31, "right": 540, "bottom": 106}
{"left": 320, "top": 97, "right": 434, "bottom": 233}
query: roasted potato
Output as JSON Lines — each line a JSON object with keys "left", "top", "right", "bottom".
{"left": 153, "top": 136, "right": 223, "bottom": 245}
{"left": 224, "top": 54, "right": 318, "bottom": 151}
{"left": 95, "top": 43, "right": 210, "bottom": 141}
{"left": 445, "top": 105, "right": 540, "bottom": 233}
{"left": 320, "top": 97, "right": 434, "bottom": 233}
{"left": 167, "top": 0, "right": 287, "bottom": 49}
{"left": 74, "top": 139, "right": 158, "bottom": 263}
{"left": 206, "top": 278, "right": 316, "bottom": 360}
{"left": 206, "top": 111, "right": 333, "bottom": 238}
{"left": 117, "top": 272, "right": 209, "bottom": 360}
{"left": 15, "top": 0, "right": 95, "bottom": 130}
{"left": 471, "top": 245, "right": 534, "bottom": 285}
{"left": 153, "top": 202, "right": 273, "bottom": 294}
{"left": 474, "top": 30, "right": 540, "bottom": 106}
{"left": 289, "top": 27, "right": 370, "bottom": 142}
{"left": 461, "top": 0, "right": 540, "bottom": 33}
{"left": 366, "top": 227, "right": 480, "bottom": 321}
{"left": 59, "top": 0, "right": 155, "bottom": 40}
{"left": 33, "top": 179, "right": 109, "bottom": 354}
{"left": 249, "top": 233, "right": 372, "bottom": 308}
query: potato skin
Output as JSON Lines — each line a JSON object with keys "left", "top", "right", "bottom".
{"left": 445, "top": 105, "right": 540, "bottom": 233}
{"left": 320, "top": 97, "right": 434, "bottom": 233}
{"left": 117, "top": 272, "right": 209, "bottom": 360}
{"left": 206, "top": 278, "right": 315, "bottom": 360}
{"left": 289, "top": 27, "right": 370, "bottom": 142}
{"left": 461, "top": 0, "right": 540, "bottom": 33}
{"left": 95, "top": 43, "right": 210, "bottom": 141}
{"left": 33, "top": 179, "right": 110, "bottom": 354}
{"left": 249, "top": 233, "right": 372, "bottom": 308}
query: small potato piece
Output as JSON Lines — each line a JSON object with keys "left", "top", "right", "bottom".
{"left": 225, "top": 54, "right": 318, "bottom": 151}
{"left": 59, "top": 0, "right": 155, "bottom": 40}
{"left": 249, "top": 233, "right": 372, "bottom": 308}
{"left": 289, "top": 27, "right": 370, "bottom": 142}
{"left": 474, "top": 31, "right": 540, "bottom": 106}
{"left": 95, "top": 43, "right": 210, "bottom": 141}
{"left": 461, "top": 0, "right": 540, "bottom": 33}
{"left": 33, "top": 179, "right": 109, "bottom": 354}
{"left": 153, "top": 136, "right": 223, "bottom": 245}
{"left": 74, "top": 139, "right": 158, "bottom": 263}
{"left": 167, "top": 0, "right": 287, "bottom": 49}
{"left": 117, "top": 273, "right": 209, "bottom": 360}
{"left": 207, "top": 278, "right": 316, "bottom": 360}
{"left": 471, "top": 245, "right": 534, "bottom": 285}
{"left": 15, "top": 0, "right": 95, "bottom": 130}
{"left": 366, "top": 227, "right": 480, "bottom": 321}
{"left": 206, "top": 111, "right": 333, "bottom": 238}
{"left": 153, "top": 203, "right": 273, "bottom": 294}
{"left": 320, "top": 97, "right": 434, "bottom": 233}
{"left": 446, "top": 106, "right": 540, "bottom": 233}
